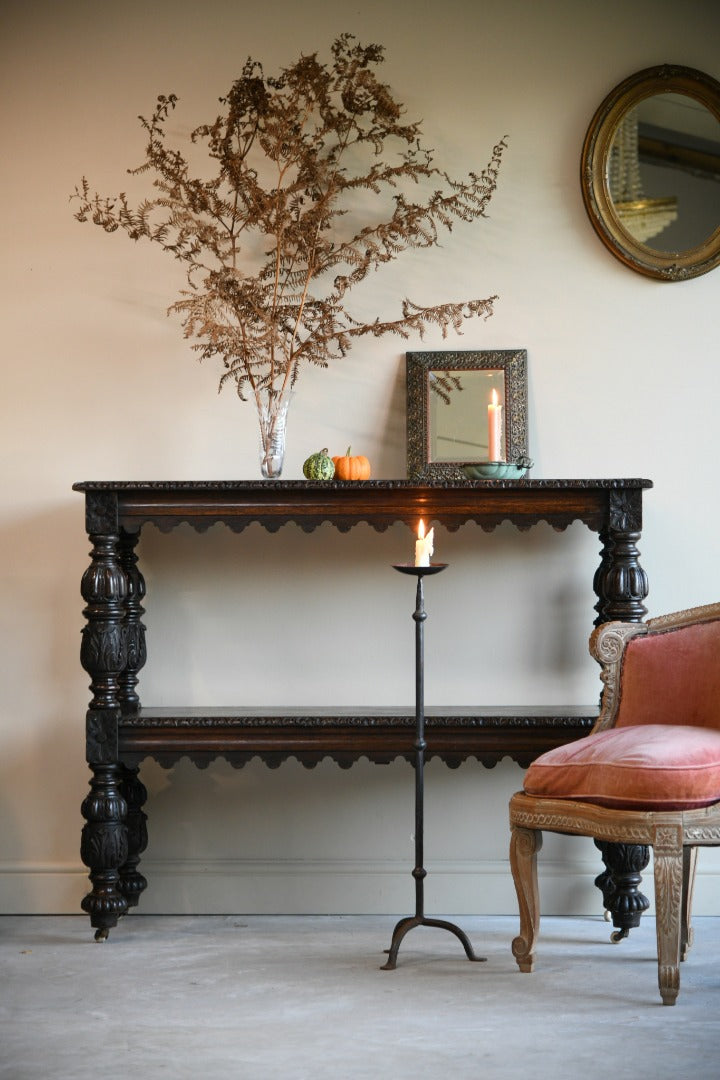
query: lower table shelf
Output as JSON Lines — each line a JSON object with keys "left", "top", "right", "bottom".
{"left": 117, "top": 705, "right": 599, "bottom": 770}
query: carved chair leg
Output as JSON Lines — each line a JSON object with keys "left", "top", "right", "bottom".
{"left": 118, "top": 765, "right": 148, "bottom": 909}
{"left": 510, "top": 825, "right": 543, "bottom": 972}
{"left": 653, "top": 826, "right": 684, "bottom": 1006}
{"left": 681, "top": 846, "right": 698, "bottom": 962}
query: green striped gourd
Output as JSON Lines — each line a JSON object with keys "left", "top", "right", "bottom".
{"left": 302, "top": 448, "right": 336, "bottom": 480}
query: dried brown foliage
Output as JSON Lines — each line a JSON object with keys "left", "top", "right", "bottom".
{"left": 72, "top": 34, "right": 506, "bottom": 410}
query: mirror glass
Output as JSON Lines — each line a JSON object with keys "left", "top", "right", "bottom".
{"left": 582, "top": 65, "right": 720, "bottom": 279}
{"left": 406, "top": 350, "right": 528, "bottom": 481}
{"left": 429, "top": 369, "right": 505, "bottom": 462}
{"left": 608, "top": 93, "right": 720, "bottom": 252}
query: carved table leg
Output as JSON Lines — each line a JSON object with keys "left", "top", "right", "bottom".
{"left": 599, "top": 841, "right": 650, "bottom": 942}
{"left": 593, "top": 492, "right": 651, "bottom": 924}
{"left": 80, "top": 763, "right": 128, "bottom": 940}
{"left": 593, "top": 838, "right": 616, "bottom": 917}
{"left": 119, "top": 765, "right": 148, "bottom": 908}
{"left": 115, "top": 529, "right": 150, "bottom": 907}
{"left": 79, "top": 531, "right": 129, "bottom": 939}
{"left": 118, "top": 528, "right": 146, "bottom": 712}
{"left": 593, "top": 526, "right": 614, "bottom": 629}
{"left": 596, "top": 487, "right": 649, "bottom": 625}
{"left": 509, "top": 825, "right": 543, "bottom": 972}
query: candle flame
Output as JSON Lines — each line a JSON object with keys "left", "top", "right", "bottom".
{"left": 491, "top": 388, "right": 499, "bottom": 406}
{"left": 417, "top": 519, "right": 425, "bottom": 540}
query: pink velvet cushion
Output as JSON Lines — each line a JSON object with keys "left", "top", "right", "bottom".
{"left": 524, "top": 724, "right": 720, "bottom": 810}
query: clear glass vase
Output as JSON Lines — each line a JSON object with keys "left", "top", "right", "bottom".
{"left": 258, "top": 389, "right": 292, "bottom": 479}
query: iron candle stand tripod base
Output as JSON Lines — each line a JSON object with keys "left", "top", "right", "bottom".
{"left": 381, "top": 563, "right": 486, "bottom": 971}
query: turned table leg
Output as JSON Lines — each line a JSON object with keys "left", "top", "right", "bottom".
{"left": 118, "top": 765, "right": 148, "bottom": 908}
{"left": 117, "top": 529, "right": 149, "bottom": 909}
{"left": 593, "top": 493, "right": 651, "bottom": 925}
{"left": 79, "top": 531, "right": 129, "bottom": 939}
{"left": 118, "top": 528, "right": 147, "bottom": 712}
{"left": 598, "top": 840, "right": 651, "bottom": 942}
{"left": 80, "top": 762, "right": 128, "bottom": 939}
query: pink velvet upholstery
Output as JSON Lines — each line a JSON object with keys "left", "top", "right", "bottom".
{"left": 524, "top": 724, "right": 720, "bottom": 810}
{"left": 615, "top": 620, "right": 720, "bottom": 730}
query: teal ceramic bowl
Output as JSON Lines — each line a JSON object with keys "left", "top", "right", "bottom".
{"left": 463, "top": 461, "right": 531, "bottom": 480}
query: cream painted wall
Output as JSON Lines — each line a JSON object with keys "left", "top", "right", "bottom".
{"left": 2, "top": 0, "right": 720, "bottom": 919}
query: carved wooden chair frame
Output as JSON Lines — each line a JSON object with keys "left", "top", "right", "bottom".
{"left": 509, "top": 602, "right": 720, "bottom": 1005}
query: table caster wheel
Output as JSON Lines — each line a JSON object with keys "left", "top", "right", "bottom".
{"left": 94, "top": 927, "right": 109, "bottom": 942}
{"left": 610, "top": 928, "right": 628, "bottom": 944}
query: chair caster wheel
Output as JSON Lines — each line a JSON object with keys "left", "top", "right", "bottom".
{"left": 603, "top": 909, "right": 611, "bottom": 922}
{"left": 94, "top": 927, "right": 109, "bottom": 942}
{"left": 610, "top": 928, "right": 629, "bottom": 944}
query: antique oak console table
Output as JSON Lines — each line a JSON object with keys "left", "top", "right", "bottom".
{"left": 74, "top": 478, "right": 652, "bottom": 939}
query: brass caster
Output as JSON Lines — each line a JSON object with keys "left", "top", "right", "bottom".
{"left": 94, "top": 927, "right": 109, "bottom": 942}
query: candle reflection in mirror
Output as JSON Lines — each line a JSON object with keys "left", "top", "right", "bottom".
{"left": 487, "top": 388, "right": 503, "bottom": 461}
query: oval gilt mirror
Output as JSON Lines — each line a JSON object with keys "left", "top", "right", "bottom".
{"left": 581, "top": 65, "right": 720, "bottom": 280}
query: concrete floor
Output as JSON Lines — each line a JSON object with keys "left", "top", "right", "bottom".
{"left": 2, "top": 914, "right": 719, "bottom": 1079}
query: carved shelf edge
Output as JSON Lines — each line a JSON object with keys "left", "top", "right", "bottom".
{"left": 132, "top": 513, "right": 605, "bottom": 536}
{"left": 144, "top": 513, "right": 590, "bottom": 535}
{"left": 116, "top": 706, "right": 599, "bottom": 771}
{"left": 73, "top": 479, "right": 653, "bottom": 537}
{"left": 74, "top": 479, "right": 653, "bottom": 491}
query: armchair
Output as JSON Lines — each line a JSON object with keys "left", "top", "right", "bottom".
{"left": 509, "top": 602, "right": 720, "bottom": 1004}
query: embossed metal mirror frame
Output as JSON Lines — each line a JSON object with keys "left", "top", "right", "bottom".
{"left": 581, "top": 64, "right": 720, "bottom": 280}
{"left": 406, "top": 349, "right": 528, "bottom": 482}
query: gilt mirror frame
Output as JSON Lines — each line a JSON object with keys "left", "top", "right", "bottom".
{"left": 406, "top": 349, "right": 528, "bottom": 482}
{"left": 581, "top": 64, "right": 720, "bottom": 281}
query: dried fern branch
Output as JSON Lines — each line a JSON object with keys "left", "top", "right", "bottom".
{"left": 72, "top": 33, "right": 506, "bottom": 406}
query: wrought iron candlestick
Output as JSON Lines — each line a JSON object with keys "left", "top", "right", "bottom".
{"left": 381, "top": 563, "right": 485, "bottom": 970}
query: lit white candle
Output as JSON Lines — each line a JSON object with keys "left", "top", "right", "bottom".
{"left": 487, "top": 388, "right": 503, "bottom": 461}
{"left": 414, "top": 519, "right": 434, "bottom": 566}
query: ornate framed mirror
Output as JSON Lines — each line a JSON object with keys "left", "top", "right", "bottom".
{"left": 406, "top": 349, "right": 528, "bottom": 481}
{"left": 581, "top": 64, "right": 720, "bottom": 280}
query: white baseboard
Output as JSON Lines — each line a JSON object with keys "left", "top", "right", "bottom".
{"left": 2, "top": 857, "right": 719, "bottom": 916}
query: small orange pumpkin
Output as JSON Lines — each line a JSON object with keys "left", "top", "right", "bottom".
{"left": 332, "top": 446, "right": 371, "bottom": 481}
